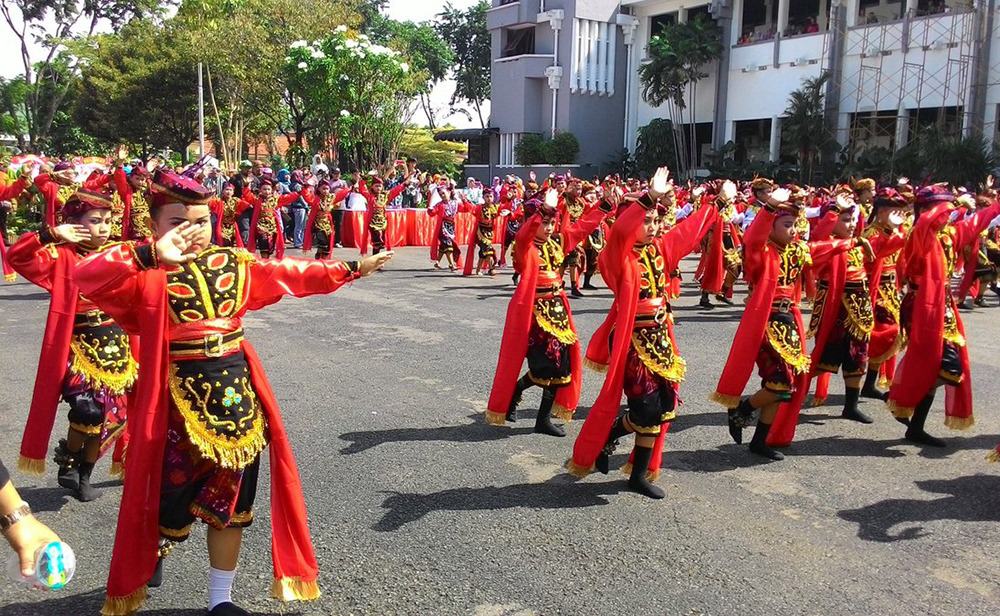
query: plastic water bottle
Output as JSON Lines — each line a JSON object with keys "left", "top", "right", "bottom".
{"left": 7, "top": 541, "right": 76, "bottom": 590}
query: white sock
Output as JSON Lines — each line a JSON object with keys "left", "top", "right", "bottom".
{"left": 208, "top": 566, "right": 236, "bottom": 610}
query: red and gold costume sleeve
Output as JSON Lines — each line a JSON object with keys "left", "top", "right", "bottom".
{"left": 6, "top": 229, "right": 60, "bottom": 291}
{"left": 659, "top": 199, "right": 719, "bottom": 271}
{"left": 72, "top": 243, "right": 148, "bottom": 335}
{"left": 0, "top": 175, "right": 28, "bottom": 201}
{"left": 561, "top": 201, "right": 612, "bottom": 252}
{"left": 32, "top": 174, "right": 62, "bottom": 228}
{"left": 245, "top": 257, "right": 361, "bottom": 310}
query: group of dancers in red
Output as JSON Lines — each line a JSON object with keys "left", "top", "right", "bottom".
{"left": 484, "top": 168, "right": 1000, "bottom": 499}
{"left": 1, "top": 152, "right": 999, "bottom": 614}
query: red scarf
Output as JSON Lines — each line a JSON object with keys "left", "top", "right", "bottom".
{"left": 571, "top": 200, "right": 717, "bottom": 477}
{"left": 887, "top": 201, "right": 1000, "bottom": 425}
{"left": 73, "top": 247, "right": 320, "bottom": 615}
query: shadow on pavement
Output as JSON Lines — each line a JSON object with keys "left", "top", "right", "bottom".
{"left": 669, "top": 410, "right": 726, "bottom": 433}
{"left": 17, "top": 480, "right": 121, "bottom": 514}
{"left": 339, "top": 413, "right": 536, "bottom": 455}
{"left": 0, "top": 585, "right": 296, "bottom": 615}
{"left": 0, "top": 291, "right": 49, "bottom": 301}
{"left": 373, "top": 476, "right": 624, "bottom": 531}
{"left": 838, "top": 474, "right": 1000, "bottom": 542}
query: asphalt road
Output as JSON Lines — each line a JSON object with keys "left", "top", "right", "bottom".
{"left": 1, "top": 247, "right": 998, "bottom": 616}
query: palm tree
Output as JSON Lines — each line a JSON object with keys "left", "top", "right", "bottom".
{"left": 782, "top": 73, "right": 833, "bottom": 184}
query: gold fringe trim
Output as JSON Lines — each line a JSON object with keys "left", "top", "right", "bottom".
{"left": 69, "top": 421, "right": 102, "bottom": 436}
{"left": 709, "top": 391, "right": 741, "bottom": 408}
{"left": 3, "top": 273, "right": 16, "bottom": 282}
{"left": 68, "top": 341, "right": 139, "bottom": 396}
{"left": 159, "top": 524, "right": 193, "bottom": 540}
{"left": 552, "top": 403, "right": 574, "bottom": 421}
{"left": 101, "top": 586, "right": 148, "bottom": 616}
{"left": 869, "top": 332, "right": 904, "bottom": 367}
{"left": 271, "top": 577, "right": 321, "bottom": 602}
{"left": 17, "top": 455, "right": 45, "bottom": 476}
{"left": 564, "top": 458, "right": 593, "bottom": 478}
{"left": 484, "top": 410, "right": 507, "bottom": 426}
{"left": 109, "top": 461, "right": 125, "bottom": 479}
{"left": 621, "top": 462, "right": 661, "bottom": 482}
{"left": 766, "top": 321, "right": 811, "bottom": 375}
{"left": 886, "top": 399, "right": 915, "bottom": 419}
{"left": 631, "top": 333, "right": 686, "bottom": 383}
{"left": 584, "top": 357, "right": 608, "bottom": 373}
{"left": 534, "top": 309, "right": 578, "bottom": 345}
{"left": 167, "top": 366, "right": 267, "bottom": 471}
{"left": 944, "top": 415, "right": 975, "bottom": 431}
{"left": 987, "top": 450, "right": 1000, "bottom": 463}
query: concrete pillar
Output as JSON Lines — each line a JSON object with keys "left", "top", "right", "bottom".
{"left": 731, "top": 0, "right": 744, "bottom": 45}
{"left": 894, "top": 106, "right": 910, "bottom": 148}
{"left": 905, "top": 0, "right": 919, "bottom": 18}
{"left": 769, "top": 116, "right": 782, "bottom": 161}
{"left": 777, "top": 0, "right": 790, "bottom": 35}
{"left": 678, "top": 7, "right": 688, "bottom": 23}
{"left": 843, "top": 0, "right": 859, "bottom": 27}
{"left": 819, "top": 0, "right": 830, "bottom": 31}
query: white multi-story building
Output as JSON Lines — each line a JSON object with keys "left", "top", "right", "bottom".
{"left": 472, "top": 0, "right": 1000, "bottom": 179}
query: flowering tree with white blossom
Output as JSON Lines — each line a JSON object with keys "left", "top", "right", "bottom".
{"left": 285, "top": 27, "right": 423, "bottom": 171}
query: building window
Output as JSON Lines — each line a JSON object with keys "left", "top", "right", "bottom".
{"left": 502, "top": 27, "right": 535, "bottom": 58}
{"left": 859, "top": 0, "right": 904, "bottom": 24}
{"left": 571, "top": 18, "right": 617, "bottom": 95}
{"left": 686, "top": 5, "right": 713, "bottom": 23}
{"left": 499, "top": 133, "right": 523, "bottom": 166}
{"left": 650, "top": 11, "right": 677, "bottom": 37}
{"left": 738, "top": 0, "right": 779, "bottom": 45}
{"left": 467, "top": 137, "right": 489, "bottom": 165}
{"left": 733, "top": 119, "right": 772, "bottom": 162}
{"left": 910, "top": 106, "right": 962, "bottom": 139}
{"left": 849, "top": 110, "right": 898, "bottom": 152}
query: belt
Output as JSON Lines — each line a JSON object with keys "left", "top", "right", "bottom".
{"left": 771, "top": 298, "right": 796, "bottom": 313}
{"left": 169, "top": 330, "right": 245, "bottom": 359}
{"left": 74, "top": 310, "right": 112, "bottom": 328}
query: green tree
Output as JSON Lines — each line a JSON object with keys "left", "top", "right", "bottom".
{"left": 782, "top": 73, "right": 833, "bottom": 184}
{"left": 399, "top": 126, "right": 465, "bottom": 176}
{"left": 436, "top": 1, "right": 491, "bottom": 128}
{"left": 74, "top": 19, "right": 200, "bottom": 161}
{"left": 638, "top": 16, "right": 722, "bottom": 177}
{"left": 383, "top": 20, "right": 455, "bottom": 129}
{"left": 0, "top": 0, "right": 162, "bottom": 152}
{"left": 634, "top": 119, "right": 680, "bottom": 177}
{"left": 286, "top": 29, "right": 422, "bottom": 172}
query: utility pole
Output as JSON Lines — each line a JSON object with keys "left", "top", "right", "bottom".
{"left": 198, "top": 62, "right": 205, "bottom": 158}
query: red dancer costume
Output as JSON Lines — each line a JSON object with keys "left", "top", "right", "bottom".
{"left": 75, "top": 169, "right": 392, "bottom": 615}
{"left": 580, "top": 182, "right": 610, "bottom": 291}
{"left": 358, "top": 177, "right": 406, "bottom": 255}
{"left": 112, "top": 163, "right": 154, "bottom": 241}
{"left": 301, "top": 181, "right": 349, "bottom": 259}
{"left": 497, "top": 181, "right": 524, "bottom": 268}
{"left": 9, "top": 189, "right": 136, "bottom": 502}
{"left": 557, "top": 179, "right": 588, "bottom": 297}
{"left": 711, "top": 194, "right": 855, "bottom": 459}
{"left": 697, "top": 182, "right": 743, "bottom": 308}
{"left": 244, "top": 178, "right": 299, "bottom": 258}
{"left": 463, "top": 190, "right": 502, "bottom": 276}
{"left": 886, "top": 185, "right": 1000, "bottom": 447}
{"left": 428, "top": 186, "right": 471, "bottom": 270}
{"left": 0, "top": 166, "right": 31, "bottom": 281}
{"left": 568, "top": 171, "right": 718, "bottom": 498}
{"left": 858, "top": 188, "right": 910, "bottom": 400}
{"left": 485, "top": 191, "right": 612, "bottom": 436}
{"left": 210, "top": 183, "right": 244, "bottom": 248}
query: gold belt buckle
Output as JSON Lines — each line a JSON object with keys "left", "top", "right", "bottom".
{"left": 204, "top": 333, "right": 225, "bottom": 358}
{"left": 775, "top": 298, "right": 793, "bottom": 313}
{"left": 86, "top": 310, "right": 104, "bottom": 327}
{"left": 654, "top": 304, "right": 668, "bottom": 325}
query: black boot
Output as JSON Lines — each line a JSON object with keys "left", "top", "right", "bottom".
{"left": 841, "top": 386, "right": 873, "bottom": 423}
{"left": 715, "top": 293, "right": 734, "bottom": 306}
{"left": 149, "top": 556, "right": 165, "bottom": 588}
{"left": 534, "top": 388, "right": 565, "bottom": 437}
{"left": 905, "top": 393, "right": 946, "bottom": 447}
{"left": 748, "top": 421, "right": 784, "bottom": 461}
{"left": 582, "top": 274, "right": 598, "bottom": 290}
{"left": 627, "top": 445, "right": 664, "bottom": 499}
{"left": 860, "top": 368, "right": 888, "bottom": 400}
{"left": 76, "top": 460, "right": 101, "bottom": 502}
{"left": 571, "top": 285, "right": 584, "bottom": 298}
{"left": 699, "top": 292, "right": 715, "bottom": 309}
{"left": 727, "top": 398, "right": 758, "bottom": 444}
{"left": 507, "top": 375, "right": 532, "bottom": 422}
{"left": 53, "top": 439, "right": 80, "bottom": 492}
{"left": 596, "top": 416, "right": 630, "bottom": 474}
